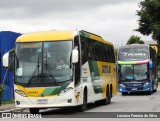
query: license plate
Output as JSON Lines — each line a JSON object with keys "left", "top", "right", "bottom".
{"left": 37, "top": 99, "right": 48, "bottom": 104}
{"left": 132, "top": 88, "right": 137, "bottom": 91}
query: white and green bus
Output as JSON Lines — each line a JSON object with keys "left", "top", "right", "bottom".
{"left": 3, "top": 30, "right": 117, "bottom": 113}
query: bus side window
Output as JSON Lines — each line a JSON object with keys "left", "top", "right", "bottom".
{"left": 81, "top": 36, "right": 88, "bottom": 64}
{"left": 110, "top": 45, "right": 115, "bottom": 63}
{"left": 87, "top": 38, "right": 94, "bottom": 60}
{"left": 93, "top": 41, "right": 99, "bottom": 61}
{"left": 103, "top": 44, "right": 110, "bottom": 62}
{"left": 150, "top": 47, "right": 157, "bottom": 77}
{"left": 150, "top": 47, "right": 156, "bottom": 60}
{"left": 94, "top": 41, "right": 104, "bottom": 61}
{"left": 74, "top": 36, "right": 81, "bottom": 86}
{"left": 100, "top": 42, "right": 105, "bottom": 61}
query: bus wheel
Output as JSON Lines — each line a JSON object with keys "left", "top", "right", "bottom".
{"left": 147, "top": 91, "right": 152, "bottom": 95}
{"left": 29, "top": 108, "right": 39, "bottom": 114}
{"left": 108, "top": 89, "right": 111, "bottom": 104}
{"left": 154, "top": 89, "right": 157, "bottom": 92}
{"left": 79, "top": 90, "right": 87, "bottom": 112}
{"left": 122, "top": 92, "right": 128, "bottom": 95}
{"left": 102, "top": 88, "right": 110, "bottom": 105}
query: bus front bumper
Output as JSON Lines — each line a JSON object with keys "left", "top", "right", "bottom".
{"left": 14, "top": 90, "right": 80, "bottom": 108}
{"left": 118, "top": 82, "right": 152, "bottom": 92}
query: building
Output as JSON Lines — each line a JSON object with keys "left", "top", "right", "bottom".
{"left": 0, "top": 31, "right": 21, "bottom": 101}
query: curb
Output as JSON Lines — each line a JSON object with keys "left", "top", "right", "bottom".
{"left": 0, "top": 108, "right": 28, "bottom": 113}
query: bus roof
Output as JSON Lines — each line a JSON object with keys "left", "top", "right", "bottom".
{"left": 16, "top": 30, "right": 113, "bottom": 46}
{"left": 16, "top": 30, "right": 76, "bottom": 42}
{"left": 80, "top": 30, "right": 113, "bottom": 45}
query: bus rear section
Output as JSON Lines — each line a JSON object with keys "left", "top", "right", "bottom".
{"left": 117, "top": 44, "right": 158, "bottom": 95}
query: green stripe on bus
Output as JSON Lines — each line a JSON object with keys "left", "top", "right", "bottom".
{"left": 41, "top": 88, "right": 58, "bottom": 96}
{"left": 41, "top": 81, "right": 71, "bottom": 96}
{"left": 118, "top": 61, "right": 136, "bottom": 65}
{"left": 88, "top": 61, "right": 102, "bottom": 94}
{"left": 80, "top": 31, "right": 90, "bottom": 38}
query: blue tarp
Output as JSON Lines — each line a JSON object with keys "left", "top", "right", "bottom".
{"left": 0, "top": 31, "right": 21, "bottom": 101}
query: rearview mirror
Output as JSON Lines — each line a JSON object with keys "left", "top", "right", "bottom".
{"left": 72, "top": 48, "right": 79, "bottom": 64}
{"left": 2, "top": 52, "right": 9, "bottom": 68}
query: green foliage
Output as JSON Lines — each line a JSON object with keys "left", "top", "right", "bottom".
{"left": 0, "top": 85, "right": 4, "bottom": 93}
{"left": 0, "top": 85, "right": 4, "bottom": 105}
{"left": 2, "top": 100, "right": 14, "bottom": 105}
{"left": 126, "top": 35, "right": 144, "bottom": 44}
{"left": 136, "top": 0, "right": 160, "bottom": 41}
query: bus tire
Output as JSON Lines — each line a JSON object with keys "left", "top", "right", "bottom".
{"left": 108, "top": 90, "right": 111, "bottom": 104}
{"left": 147, "top": 91, "right": 152, "bottom": 95}
{"left": 122, "top": 92, "right": 128, "bottom": 95}
{"left": 29, "top": 108, "right": 39, "bottom": 114}
{"left": 102, "top": 88, "right": 110, "bottom": 105}
{"left": 154, "top": 89, "right": 157, "bottom": 92}
{"left": 109, "top": 86, "right": 112, "bottom": 104}
{"left": 78, "top": 89, "right": 87, "bottom": 112}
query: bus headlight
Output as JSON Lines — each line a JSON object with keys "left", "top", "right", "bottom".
{"left": 119, "top": 84, "right": 126, "bottom": 88}
{"left": 15, "top": 89, "right": 27, "bottom": 97}
{"left": 143, "top": 82, "right": 150, "bottom": 87}
{"left": 59, "top": 87, "right": 73, "bottom": 96}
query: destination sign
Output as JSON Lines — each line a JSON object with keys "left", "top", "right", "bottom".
{"left": 21, "top": 44, "right": 41, "bottom": 49}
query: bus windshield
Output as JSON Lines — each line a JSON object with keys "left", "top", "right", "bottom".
{"left": 119, "top": 64, "right": 148, "bottom": 81}
{"left": 118, "top": 47, "right": 148, "bottom": 61}
{"left": 15, "top": 41, "right": 72, "bottom": 87}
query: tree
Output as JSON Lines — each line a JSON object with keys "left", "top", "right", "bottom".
{"left": 126, "top": 35, "right": 144, "bottom": 44}
{"left": 136, "top": 0, "right": 160, "bottom": 41}
{"left": 0, "top": 85, "right": 4, "bottom": 106}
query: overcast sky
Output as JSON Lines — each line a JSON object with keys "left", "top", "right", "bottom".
{"left": 0, "top": 0, "right": 152, "bottom": 46}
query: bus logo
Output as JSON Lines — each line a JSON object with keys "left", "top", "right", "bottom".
{"left": 82, "top": 68, "right": 88, "bottom": 74}
{"left": 28, "top": 91, "right": 38, "bottom": 95}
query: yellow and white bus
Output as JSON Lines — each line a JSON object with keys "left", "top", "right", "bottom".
{"left": 3, "top": 30, "right": 117, "bottom": 113}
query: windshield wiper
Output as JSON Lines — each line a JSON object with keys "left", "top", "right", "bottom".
{"left": 27, "top": 73, "right": 57, "bottom": 86}
{"left": 27, "top": 54, "right": 40, "bottom": 86}
{"left": 27, "top": 54, "right": 57, "bottom": 86}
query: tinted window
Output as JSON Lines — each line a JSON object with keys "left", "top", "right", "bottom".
{"left": 80, "top": 36, "right": 115, "bottom": 63}
{"left": 81, "top": 36, "right": 88, "bottom": 64}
